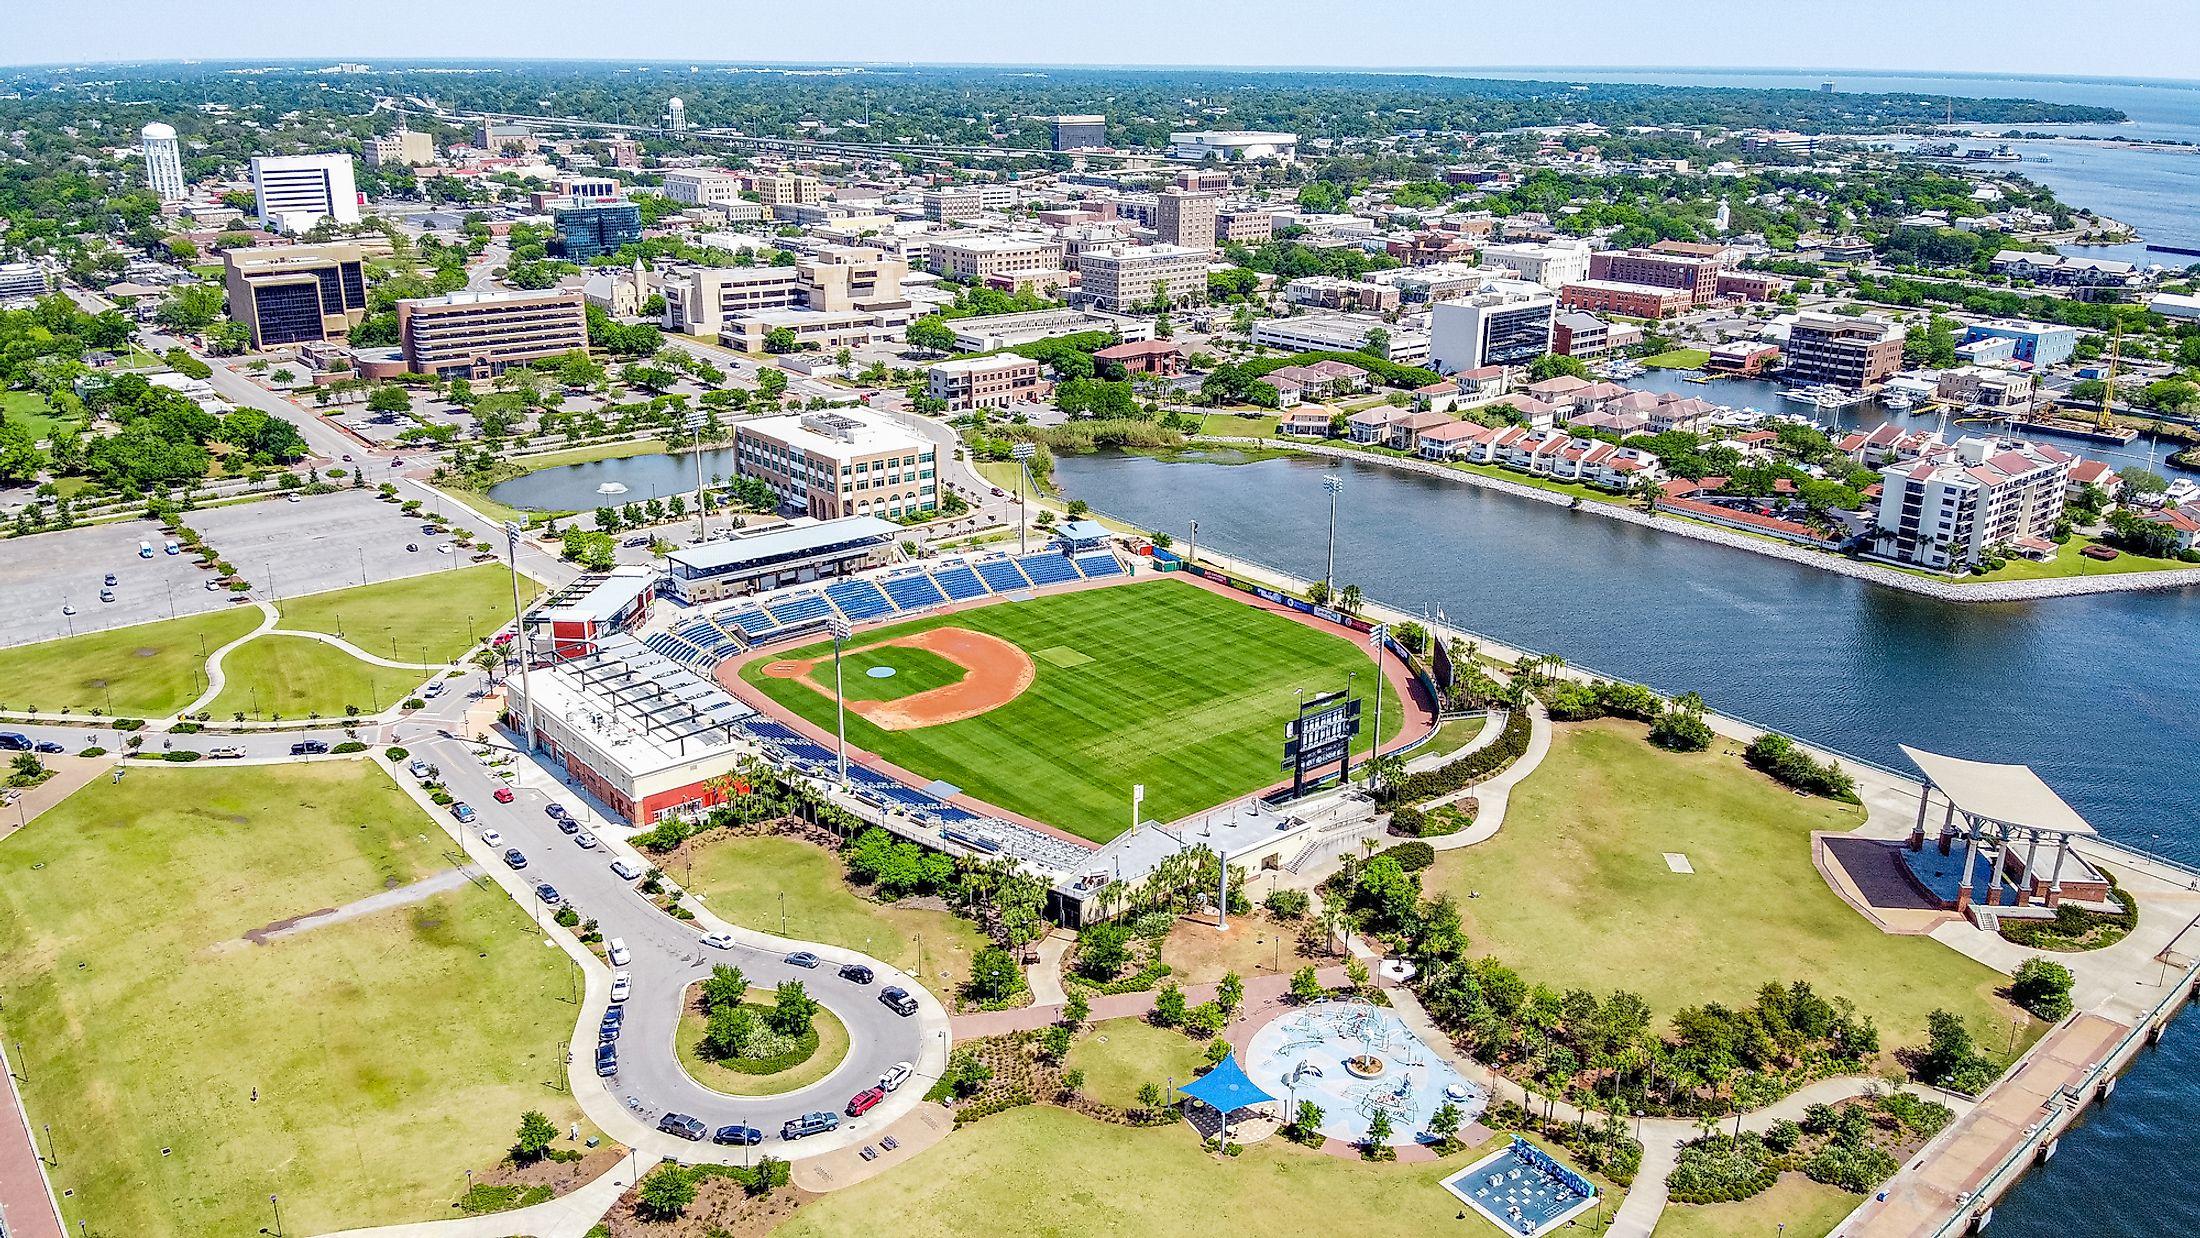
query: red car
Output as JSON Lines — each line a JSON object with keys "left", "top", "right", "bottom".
{"left": 493, "top": 787, "right": 515, "bottom": 804}
{"left": 844, "top": 1087, "right": 883, "bottom": 1117}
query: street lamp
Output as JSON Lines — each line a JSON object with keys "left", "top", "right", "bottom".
{"left": 827, "top": 615, "right": 852, "bottom": 784}
{"left": 503, "top": 522, "right": 535, "bottom": 752}
{"left": 1011, "top": 442, "right": 1036, "bottom": 554}
{"left": 1321, "top": 474, "right": 1343, "bottom": 596}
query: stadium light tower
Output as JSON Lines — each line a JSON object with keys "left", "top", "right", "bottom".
{"left": 684, "top": 409, "right": 709, "bottom": 543}
{"left": 828, "top": 615, "right": 853, "bottom": 784}
{"left": 503, "top": 521, "right": 535, "bottom": 751}
{"left": 1012, "top": 442, "right": 1037, "bottom": 554}
{"left": 1367, "top": 623, "right": 1389, "bottom": 787}
{"left": 1321, "top": 474, "right": 1343, "bottom": 596}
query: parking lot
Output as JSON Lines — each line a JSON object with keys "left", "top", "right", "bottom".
{"left": 191, "top": 489, "right": 493, "bottom": 604}
{"left": 0, "top": 519, "right": 234, "bottom": 648}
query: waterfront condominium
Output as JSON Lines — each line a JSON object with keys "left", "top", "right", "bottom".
{"left": 1870, "top": 436, "right": 2074, "bottom": 571}
{"left": 249, "top": 153, "right": 360, "bottom": 231}
{"left": 396, "top": 289, "right": 590, "bottom": 379}
{"left": 140, "top": 123, "right": 187, "bottom": 202}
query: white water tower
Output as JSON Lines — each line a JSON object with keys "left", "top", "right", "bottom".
{"left": 667, "top": 96, "right": 686, "bottom": 134}
{"left": 141, "top": 122, "right": 186, "bottom": 202}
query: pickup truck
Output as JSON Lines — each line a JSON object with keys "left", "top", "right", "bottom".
{"left": 780, "top": 1111, "right": 840, "bottom": 1141}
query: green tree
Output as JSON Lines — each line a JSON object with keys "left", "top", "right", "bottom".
{"left": 766, "top": 979, "right": 819, "bottom": 1036}
{"left": 1076, "top": 922, "right": 1133, "bottom": 979}
{"left": 1041, "top": 1023, "right": 1074, "bottom": 1061}
{"left": 366, "top": 385, "right": 413, "bottom": 414}
{"left": 1063, "top": 989, "right": 1092, "bottom": 1027}
{"left": 700, "top": 963, "right": 747, "bottom": 1012}
{"left": 1216, "top": 971, "right": 1245, "bottom": 1017}
{"left": 967, "top": 946, "right": 1021, "bottom": 1003}
{"left": 1290, "top": 965, "right": 1325, "bottom": 1004}
{"left": 513, "top": 1109, "right": 558, "bottom": 1163}
{"left": 1365, "top": 1109, "right": 1393, "bottom": 1149}
{"left": 1151, "top": 981, "right": 1188, "bottom": 1028}
{"left": 636, "top": 1164, "right": 698, "bottom": 1219}
{"left": 1137, "top": 1080, "right": 1167, "bottom": 1112}
{"left": 1527, "top": 354, "right": 1590, "bottom": 382}
{"left": 1293, "top": 1099, "right": 1325, "bottom": 1140}
{"left": 762, "top": 326, "right": 800, "bottom": 354}
{"left": 1428, "top": 1101, "right": 1463, "bottom": 1146}
{"left": 2011, "top": 957, "right": 2074, "bottom": 1020}
{"left": 906, "top": 317, "right": 958, "bottom": 353}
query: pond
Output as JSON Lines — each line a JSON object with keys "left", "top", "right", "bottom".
{"left": 487, "top": 447, "right": 739, "bottom": 511}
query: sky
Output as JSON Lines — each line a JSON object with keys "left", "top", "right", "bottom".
{"left": 8, "top": 0, "right": 2200, "bottom": 78}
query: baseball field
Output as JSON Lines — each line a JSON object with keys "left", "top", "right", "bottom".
{"left": 736, "top": 577, "right": 1408, "bottom": 843}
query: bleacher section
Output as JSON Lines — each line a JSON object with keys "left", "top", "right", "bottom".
{"left": 930, "top": 563, "right": 989, "bottom": 602}
{"left": 1016, "top": 552, "right": 1082, "bottom": 587}
{"left": 764, "top": 593, "right": 835, "bottom": 628}
{"left": 879, "top": 571, "right": 948, "bottom": 612}
{"left": 824, "top": 579, "right": 896, "bottom": 622}
{"left": 1074, "top": 551, "right": 1124, "bottom": 579}
{"left": 974, "top": 557, "right": 1033, "bottom": 594}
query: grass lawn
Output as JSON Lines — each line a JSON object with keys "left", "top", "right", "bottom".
{"left": 0, "top": 607, "right": 262, "bottom": 717}
{"left": 1424, "top": 720, "right": 2031, "bottom": 1055}
{"left": 277, "top": 563, "right": 540, "bottom": 664}
{"left": 741, "top": 579, "right": 1405, "bottom": 842}
{"left": 675, "top": 986, "right": 850, "bottom": 1097}
{"left": 509, "top": 438, "right": 668, "bottom": 472}
{"left": 1423, "top": 714, "right": 1489, "bottom": 759}
{"left": 0, "top": 763, "right": 584, "bottom": 1238}
{"left": 1199, "top": 412, "right": 1282, "bottom": 438}
{"left": 684, "top": 834, "right": 990, "bottom": 985}
{"left": 1642, "top": 348, "right": 1713, "bottom": 370}
{"left": 445, "top": 486, "right": 542, "bottom": 526}
{"left": 1157, "top": 910, "right": 1325, "bottom": 986}
{"left": 779, "top": 1106, "right": 1624, "bottom": 1238}
{"left": 1650, "top": 1174, "right": 1860, "bottom": 1238}
{"left": 1959, "top": 534, "right": 2190, "bottom": 583}
{"left": 973, "top": 458, "right": 1044, "bottom": 498}
{"left": 1064, "top": 1019, "right": 1210, "bottom": 1109}
{"left": 810, "top": 644, "right": 968, "bottom": 703}
{"left": 2, "top": 389, "right": 80, "bottom": 442}
{"left": 208, "top": 634, "right": 430, "bottom": 719}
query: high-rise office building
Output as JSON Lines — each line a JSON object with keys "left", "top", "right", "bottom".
{"left": 1429, "top": 281, "right": 1558, "bottom": 373}
{"left": 364, "top": 126, "right": 435, "bottom": 168}
{"left": 1050, "top": 115, "right": 1106, "bottom": 152}
{"left": 140, "top": 123, "right": 186, "bottom": 202}
{"left": 223, "top": 244, "right": 370, "bottom": 349}
{"left": 250, "top": 153, "right": 360, "bottom": 231}
{"left": 553, "top": 201, "right": 643, "bottom": 261}
{"left": 398, "top": 289, "right": 590, "bottom": 379}
{"left": 1154, "top": 189, "right": 1219, "bottom": 252}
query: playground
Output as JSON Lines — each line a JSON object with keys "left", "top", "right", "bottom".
{"left": 1246, "top": 998, "right": 1485, "bottom": 1146}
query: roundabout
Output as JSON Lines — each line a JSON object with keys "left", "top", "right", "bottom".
{"left": 674, "top": 982, "right": 854, "bottom": 1098}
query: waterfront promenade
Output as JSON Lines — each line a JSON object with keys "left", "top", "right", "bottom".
{"left": 1198, "top": 436, "right": 2200, "bottom": 604}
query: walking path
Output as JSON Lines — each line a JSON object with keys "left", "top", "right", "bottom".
{"left": 0, "top": 1043, "right": 64, "bottom": 1238}
{"left": 242, "top": 865, "right": 480, "bottom": 945}
{"left": 309, "top": 1157, "right": 635, "bottom": 1238}
{"left": 262, "top": 627, "right": 446, "bottom": 671}
{"left": 1419, "top": 704, "right": 1552, "bottom": 853}
{"left": 179, "top": 600, "right": 278, "bottom": 715}
{"left": 950, "top": 966, "right": 1352, "bottom": 1040}
{"left": 1026, "top": 932, "right": 1072, "bottom": 1007}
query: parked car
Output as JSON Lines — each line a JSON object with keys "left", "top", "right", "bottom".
{"left": 657, "top": 1113, "right": 707, "bottom": 1142}
{"left": 785, "top": 951, "right": 821, "bottom": 969}
{"left": 290, "top": 740, "right": 329, "bottom": 755}
{"left": 844, "top": 1087, "right": 884, "bottom": 1118}
{"left": 546, "top": 803, "right": 571, "bottom": 821}
{"left": 492, "top": 786, "right": 515, "bottom": 804}
{"left": 879, "top": 1061, "right": 914, "bottom": 1094}
{"left": 602, "top": 1004, "right": 624, "bottom": 1028}
{"left": 208, "top": 745, "right": 246, "bottom": 760}
{"left": 712, "top": 1125, "right": 763, "bottom": 1147}
{"left": 501, "top": 848, "right": 527, "bottom": 870}
{"left": 573, "top": 831, "right": 598, "bottom": 850}
{"left": 103, "top": 573, "right": 117, "bottom": 586}
{"left": 699, "top": 932, "right": 737, "bottom": 951}
{"left": 879, "top": 986, "right": 918, "bottom": 1017}
{"left": 622, "top": 535, "right": 651, "bottom": 548}
{"left": 597, "top": 1017, "right": 619, "bottom": 1043}
{"left": 0, "top": 733, "right": 30, "bottom": 752}
{"left": 99, "top": 590, "right": 114, "bottom": 603}
{"left": 450, "top": 802, "right": 476, "bottom": 823}
{"left": 533, "top": 883, "right": 561, "bottom": 905}
{"left": 478, "top": 829, "right": 504, "bottom": 848}
{"left": 408, "top": 759, "right": 432, "bottom": 779}
{"left": 609, "top": 859, "right": 642, "bottom": 880}
{"left": 779, "top": 1111, "right": 839, "bottom": 1141}
{"left": 32, "top": 740, "right": 64, "bottom": 754}
{"left": 594, "top": 1043, "right": 617, "bottom": 1077}
{"left": 838, "top": 963, "right": 874, "bottom": 985}
{"left": 608, "top": 938, "right": 630, "bottom": 966}
{"left": 611, "top": 972, "right": 631, "bottom": 1003}
{"left": 423, "top": 681, "right": 444, "bottom": 699}
{"left": 556, "top": 816, "right": 580, "bottom": 835}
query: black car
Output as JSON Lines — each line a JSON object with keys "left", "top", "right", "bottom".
{"left": 1, "top": 732, "right": 38, "bottom": 751}
{"left": 657, "top": 1113, "right": 707, "bottom": 1141}
{"left": 598, "top": 1018, "right": 620, "bottom": 1043}
{"left": 879, "top": 986, "right": 918, "bottom": 1017}
{"left": 289, "top": 740, "right": 329, "bottom": 755}
{"left": 503, "top": 848, "right": 528, "bottom": 870}
{"left": 784, "top": 951, "right": 821, "bottom": 969}
{"left": 556, "top": 816, "right": 580, "bottom": 835}
{"left": 838, "top": 963, "right": 875, "bottom": 985}
{"left": 546, "top": 803, "right": 571, "bottom": 820}
{"left": 594, "top": 1043, "right": 617, "bottom": 1077}
{"left": 534, "top": 883, "right": 562, "bottom": 905}
{"left": 32, "top": 740, "right": 64, "bottom": 754}
{"left": 713, "top": 1124, "right": 764, "bottom": 1147}
{"left": 602, "top": 1005, "right": 625, "bottom": 1028}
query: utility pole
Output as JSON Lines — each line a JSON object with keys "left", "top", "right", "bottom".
{"left": 503, "top": 521, "right": 534, "bottom": 751}
{"left": 1012, "top": 442, "right": 1036, "bottom": 554}
{"left": 1188, "top": 518, "right": 1197, "bottom": 565}
{"left": 1321, "top": 474, "right": 1343, "bottom": 595}
{"left": 828, "top": 616, "right": 851, "bottom": 784}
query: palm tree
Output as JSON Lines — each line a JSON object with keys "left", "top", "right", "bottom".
{"left": 1338, "top": 584, "right": 1363, "bottom": 614}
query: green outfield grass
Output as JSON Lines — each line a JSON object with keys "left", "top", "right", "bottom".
{"left": 809, "top": 645, "right": 968, "bottom": 703}
{"left": 277, "top": 564, "right": 541, "bottom": 664}
{"left": 0, "top": 763, "right": 584, "bottom": 1237}
{"left": 0, "top": 607, "right": 263, "bottom": 716}
{"left": 741, "top": 578, "right": 1405, "bottom": 842}
{"left": 1425, "top": 719, "right": 2035, "bottom": 1057}
{"left": 208, "top": 634, "right": 429, "bottom": 719}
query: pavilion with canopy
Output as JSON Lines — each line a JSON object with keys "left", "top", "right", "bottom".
{"left": 1176, "top": 1053, "right": 1278, "bottom": 1142}
{"left": 1901, "top": 746, "right": 2109, "bottom": 915}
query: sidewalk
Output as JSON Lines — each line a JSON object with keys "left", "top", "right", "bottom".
{"left": 0, "top": 1044, "right": 63, "bottom": 1238}
{"left": 950, "top": 966, "right": 1351, "bottom": 1039}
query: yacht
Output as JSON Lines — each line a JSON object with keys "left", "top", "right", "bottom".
{"left": 1882, "top": 390, "right": 1916, "bottom": 412}
{"left": 2165, "top": 478, "right": 2200, "bottom": 506}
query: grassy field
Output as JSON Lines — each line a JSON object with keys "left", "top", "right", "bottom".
{"left": 684, "top": 834, "right": 990, "bottom": 987}
{"left": 741, "top": 579, "right": 1405, "bottom": 842}
{"left": 509, "top": 439, "right": 668, "bottom": 471}
{"left": 1642, "top": 348, "right": 1713, "bottom": 370}
{"left": 809, "top": 644, "right": 968, "bottom": 703}
{"left": 0, "top": 763, "right": 584, "bottom": 1237}
{"left": 1423, "top": 714, "right": 1489, "bottom": 758}
{"left": 208, "top": 634, "right": 429, "bottom": 719}
{"left": 1424, "top": 720, "right": 2030, "bottom": 1054}
{"left": 675, "top": 987, "right": 850, "bottom": 1097}
{"left": 1, "top": 389, "right": 78, "bottom": 442}
{"left": 1199, "top": 412, "right": 1283, "bottom": 438}
{"left": 1064, "top": 1019, "right": 1211, "bottom": 1109}
{"left": 277, "top": 563, "right": 540, "bottom": 664}
{"left": 779, "top": 1106, "right": 1624, "bottom": 1238}
{"left": 1651, "top": 1174, "right": 1860, "bottom": 1238}
{"left": 1962, "top": 534, "right": 2189, "bottom": 583}
{"left": 0, "top": 607, "right": 262, "bottom": 716}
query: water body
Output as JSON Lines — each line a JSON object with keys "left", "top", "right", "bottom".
{"left": 1051, "top": 447, "right": 2200, "bottom": 1235}
{"left": 488, "top": 447, "right": 736, "bottom": 511}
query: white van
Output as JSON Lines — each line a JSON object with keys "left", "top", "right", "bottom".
{"left": 138, "top": 540, "right": 154, "bottom": 558}
{"left": 608, "top": 938, "right": 631, "bottom": 966}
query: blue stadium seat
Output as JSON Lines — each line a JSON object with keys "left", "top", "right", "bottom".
{"left": 1074, "top": 552, "right": 1123, "bottom": 578}
{"left": 930, "top": 563, "right": 989, "bottom": 602}
{"left": 825, "top": 579, "right": 896, "bottom": 622}
{"left": 974, "top": 558, "right": 1032, "bottom": 593}
{"left": 881, "top": 572, "right": 947, "bottom": 611}
{"left": 722, "top": 606, "right": 777, "bottom": 639}
{"left": 1016, "top": 553, "right": 1081, "bottom": 587}
{"left": 765, "top": 593, "right": 834, "bottom": 627}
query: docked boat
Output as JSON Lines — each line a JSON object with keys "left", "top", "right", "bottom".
{"left": 2165, "top": 479, "right": 2200, "bottom": 505}
{"left": 1882, "top": 390, "right": 1916, "bottom": 412}
{"left": 2008, "top": 413, "right": 2140, "bottom": 446}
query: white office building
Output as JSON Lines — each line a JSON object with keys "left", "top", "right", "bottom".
{"left": 250, "top": 153, "right": 360, "bottom": 231}
{"left": 661, "top": 169, "right": 748, "bottom": 207}
{"left": 1166, "top": 131, "right": 1299, "bottom": 162}
{"left": 1251, "top": 316, "right": 1432, "bottom": 368}
{"left": 1429, "top": 281, "right": 1557, "bottom": 374}
{"left": 140, "top": 123, "right": 187, "bottom": 202}
{"left": 1477, "top": 239, "right": 1592, "bottom": 290}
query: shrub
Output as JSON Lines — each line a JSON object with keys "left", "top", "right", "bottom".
{"left": 1666, "top": 1133, "right": 1779, "bottom": 1204}
{"left": 1265, "top": 888, "right": 1310, "bottom": 919}
{"left": 1379, "top": 707, "right": 1532, "bottom": 807}
{"left": 331, "top": 741, "right": 368, "bottom": 754}
{"left": 1377, "top": 840, "right": 1436, "bottom": 872}
{"left": 385, "top": 746, "right": 409, "bottom": 761}
{"left": 1649, "top": 704, "right": 1715, "bottom": 752}
{"left": 1744, "top": 733, "right": 1858, "bottom": 800}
